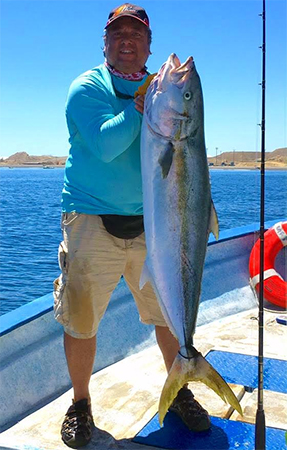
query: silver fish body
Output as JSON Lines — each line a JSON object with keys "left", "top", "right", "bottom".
{"left": 140, "top": 53, "right": 242, "bottom": 425}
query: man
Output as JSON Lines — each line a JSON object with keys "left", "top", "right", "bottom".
{"left": 54, "top": 3, "right": 211, "bottom": 448}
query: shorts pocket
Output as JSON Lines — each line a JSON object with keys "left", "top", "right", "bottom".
{"left": 53, "top": 241, "right": 69, "bottom": 326}
{"left": 61, "top": 212, "right": 79, "bottom": 228}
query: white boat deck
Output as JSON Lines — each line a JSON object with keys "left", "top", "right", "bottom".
{"left": 0, "top": 307, "right": 286, "bottom": 450}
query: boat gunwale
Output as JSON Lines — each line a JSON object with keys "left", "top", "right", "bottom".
{"left": 0, "top": 218, "right": 285, "bottom": 337}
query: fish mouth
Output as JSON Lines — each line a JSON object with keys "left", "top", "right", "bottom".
{"left": 155, "top": 53, "right": 194, "bottom": 91}
{"left": 169, "top": 53, "right": 194, "bottom": 85}
{"left": 169, "top": 53, "right": 194, "bottom": 71}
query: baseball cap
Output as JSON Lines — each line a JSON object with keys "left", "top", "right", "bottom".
{"left": 105, "top": 3, "right": 150, "bottom": 29}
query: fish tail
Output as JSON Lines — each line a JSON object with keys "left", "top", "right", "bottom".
{"left": 158, "top": 350, "right": 243, "bottom": 426}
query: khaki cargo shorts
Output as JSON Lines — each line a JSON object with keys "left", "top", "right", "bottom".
{"left": 53, "top": 212, "right": 167, "bottom": 339}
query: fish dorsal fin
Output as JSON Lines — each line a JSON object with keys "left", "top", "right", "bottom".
{"left": 210, "top": 200, "right": 219, "bottom": 240}
{"left": 158, "top": 142, "right": 175, "bottom": 178}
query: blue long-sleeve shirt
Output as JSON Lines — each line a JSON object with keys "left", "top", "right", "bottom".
{"left": 62, "top": 63, "right": 148, "bottom": 215}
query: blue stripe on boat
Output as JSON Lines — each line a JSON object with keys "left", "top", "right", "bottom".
{"left": 133, "top": 414, "right": 286, "bottom": 449}
{"left": 206, "top": 350, "right": 287, "bottom": 394}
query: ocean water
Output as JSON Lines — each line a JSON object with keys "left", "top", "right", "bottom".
{"left": 0, "top": 167, "right": 286, "bottom": 316}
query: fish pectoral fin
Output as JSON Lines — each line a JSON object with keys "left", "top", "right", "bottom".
{"left": 139, "top": 261, "right": 151, "bottom": 290}
{"left": 134, "top": 73, "right": 157, "bottom": 98}
{"left": 210, "top": 200, "right": 219, "bottom": 240}
{"left": 158, "top": 350, "right": 242, "bottom": 427}
{"left": 158, "top": 142, "right": 175, "bottom": 178}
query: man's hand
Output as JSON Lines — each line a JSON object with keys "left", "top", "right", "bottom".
{"left": 134, "top": 95, "right": 145, "bottom": 115}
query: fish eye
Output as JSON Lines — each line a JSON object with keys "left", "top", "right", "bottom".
{"left": 184, "top": 91, "right": 192, "bottom": 101}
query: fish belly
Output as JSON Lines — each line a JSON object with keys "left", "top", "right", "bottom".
{"left": 141, "top": 119, "right": 210, "bottom": 348}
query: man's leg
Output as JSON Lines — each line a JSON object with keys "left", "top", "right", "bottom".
{"left": 155, "top": 325, "right": 179, "bottom": 371}
{"left": 61, "top": 333, "right": 96, "bottom": 448}
{"left": 55, "top": 215, "right": 126, "bottom": 448}
{"left": 64, "top": 333, "right": 97, "bottom": 402}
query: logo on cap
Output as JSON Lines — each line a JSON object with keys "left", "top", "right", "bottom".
{"left": 113, "top": 5, "right": 131, "bottom": 16}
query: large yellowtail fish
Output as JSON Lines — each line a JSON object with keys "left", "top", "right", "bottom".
{"left": 140, "top": 53, "right": 242, "bottom": 426}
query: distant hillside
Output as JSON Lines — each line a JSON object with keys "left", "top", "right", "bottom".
{"left": 0, "top": 152, "right": 67, "bottom": 166}
{"left": 0, "top": 148, "right": 286, "bottom": 168}
{"left": 266, "top": 147, "right": 287, "bottom": 162}
{"left": 207, "top": 147, "right": 287, "bottom": 167}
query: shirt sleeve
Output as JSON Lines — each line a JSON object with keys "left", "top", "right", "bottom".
{"left": 66, "top": 77, "right": 143, "bottom": 163}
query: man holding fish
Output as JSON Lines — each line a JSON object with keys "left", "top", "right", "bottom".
{"left": 54, "top": 3, "right": 241, "bottom": 448}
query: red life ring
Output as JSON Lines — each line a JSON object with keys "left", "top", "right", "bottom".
{"left": 249, "top": 221, "right": 287, "bottom": 308}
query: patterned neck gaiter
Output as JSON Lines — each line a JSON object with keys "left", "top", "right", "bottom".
{"left": 105, "top": 61, "right": 147, "bottom": 81}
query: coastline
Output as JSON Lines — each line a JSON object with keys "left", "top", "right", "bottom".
{"left": 0, "top": 164, "right": 65, "bottom": 169}
{"left": 0, "top": 164, "right": 286, "bottom": 170}
{"left": 1, "top": 149, "right": 286, "bottom": 170}
{"left": 209, "top": 165, "right": 287, "bottom": 171}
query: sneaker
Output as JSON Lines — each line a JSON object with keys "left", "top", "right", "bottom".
{"left": 169, "top": 385, "right": 211, "bottom": 431}
{"left": 61, "top": 398, "right": 94, "bottom": 448}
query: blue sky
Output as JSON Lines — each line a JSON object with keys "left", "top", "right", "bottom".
{"left": 0, "top": 0, "right": 286, "bottom": 158}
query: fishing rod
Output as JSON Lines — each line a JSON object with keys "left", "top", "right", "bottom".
{"left": 255, "top": 0, "right": 266, "bottom": 449}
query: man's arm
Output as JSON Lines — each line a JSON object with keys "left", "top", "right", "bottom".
{"left": 67, "top": 78, "right": 143, "bottom": 163}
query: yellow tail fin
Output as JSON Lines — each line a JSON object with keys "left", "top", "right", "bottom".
{"left": 158, "top": 351, "right": 242, "bottom": 426}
